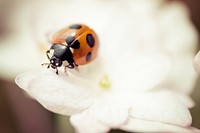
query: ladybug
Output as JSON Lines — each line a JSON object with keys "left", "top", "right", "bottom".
{"left": 43, "top": 24, "right": 99, "bottom": 74}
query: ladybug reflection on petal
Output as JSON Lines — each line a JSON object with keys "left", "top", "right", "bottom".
{"left": 42, "top": 24, "right": 99, "bottom": 74}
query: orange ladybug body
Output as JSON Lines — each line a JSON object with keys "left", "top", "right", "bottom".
{"left": 44, "top": 24, "right": 99, "bottom": 74}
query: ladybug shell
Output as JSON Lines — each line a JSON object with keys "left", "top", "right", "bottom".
{"left": 51, "top": 24, "right": 98, "bottom": 65}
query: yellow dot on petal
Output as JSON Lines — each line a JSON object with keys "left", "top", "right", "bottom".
{"left": 99, "top": 74, "right": 111, "bottom": 89}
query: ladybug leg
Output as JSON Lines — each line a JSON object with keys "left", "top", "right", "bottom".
{"left": 55, "top": 67, "right": 59, "bottom": 75}
{"left": 64, "top": 66, "right": 69, "bottom": 75}
{"left": 74, "top": 63, "right": 79, "bottom": 71}
{"left": 41, "top": 62, "right": 51, "bottom": 68}
{"left": 42, "top": 50, "right": 51, "bottom": 66}
{"left": 65, "top": 63, "right": 78, "bottom": 73}
{"left": 74, "top": 63, "right": 78, "bottom": 67}
{"left": 67, "top": 63, "right": 75, "bottom": 69}
{"left": 47, "top": 64, "right": 50, "bottom": 68}
{"left": 46, "top": 50, "right": 51, "bottom": 60}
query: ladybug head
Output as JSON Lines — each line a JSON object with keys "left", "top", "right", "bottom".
{"left": 50, "top": 56, "right": 62, "bottom": 69}
{"left": 41, "top": 56, "right": 63, "bottom": 74}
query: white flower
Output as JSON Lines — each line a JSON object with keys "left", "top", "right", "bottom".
{"left": 15, "top": 0, "right": 199, "bottom": 133}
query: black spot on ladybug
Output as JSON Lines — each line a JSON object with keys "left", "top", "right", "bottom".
{"left": 86, "top": 52, "right": 92, "bottom": 61}
{"left": 70, "top": 40, "right": 80, "bottom": 49}
{"left": 69, "top": 24, "right": 82, "bottom": 29}
{"left": 66, "top": 35, "right": 75, "bottom": 45}
{"left": 86, "top": 34, "right": 95, "bottom": 48}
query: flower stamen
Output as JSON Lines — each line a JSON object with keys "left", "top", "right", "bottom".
{"left": 99, "top": 74, "right": 111, "bottom": 89}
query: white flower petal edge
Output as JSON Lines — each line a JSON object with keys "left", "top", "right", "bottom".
{"left": 129, "top": 90, "right": 192, "bottom": 127}
{"left": 120, "top": 118, "right": 200, "bottom": 133}
{"left": 89, "top": 92, "right": 130, "bottom": 127}
{"left": 69, "top": 90, "right": 193, "bottom": 133}
{"left": 70, "top": 110, "right": 110, "bottom": 133}
{"left": 70, "top": 92, "right": 130, "bottom": 133}
{"left": 175, "top": 92, "right": 195, "bottom": 108}
{"left": 159, "top": 1, "right": 199, "bottom": 95}
{"left": 15, "top": 68, "right": 99, "bottom": 115}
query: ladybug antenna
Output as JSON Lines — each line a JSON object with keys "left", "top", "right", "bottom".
{"left": 41, "top": 62, "right": 58, "bottom": 74}
{"left": 41, "top": 63, "right": 50, "bottom": 68}
{"left": 41, "top": 50, "right": 51, "bottom": 67}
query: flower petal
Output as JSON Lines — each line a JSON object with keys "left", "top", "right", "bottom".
{"left": 159, "top": 1, "right": 198, "bottom": 94}
{"left": 15, "top": 68, "right": 99, "bottom": 115}
{"left": 174, "top": 93, "right": 195, "bottom": 108}
{"left": 89, "top": 92, "right": 130, "bottom": 128}
{"left": 130, "top": 90, "right": 192, "bottom": 126}
{"left": 70, "top": 110, "right": 109, "bottom": 133}
{"left": 120, "top": 118, "right": 200, "bottom": 133}
{"left": 111, "top": 52, "right": 170, "bottom": 92}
